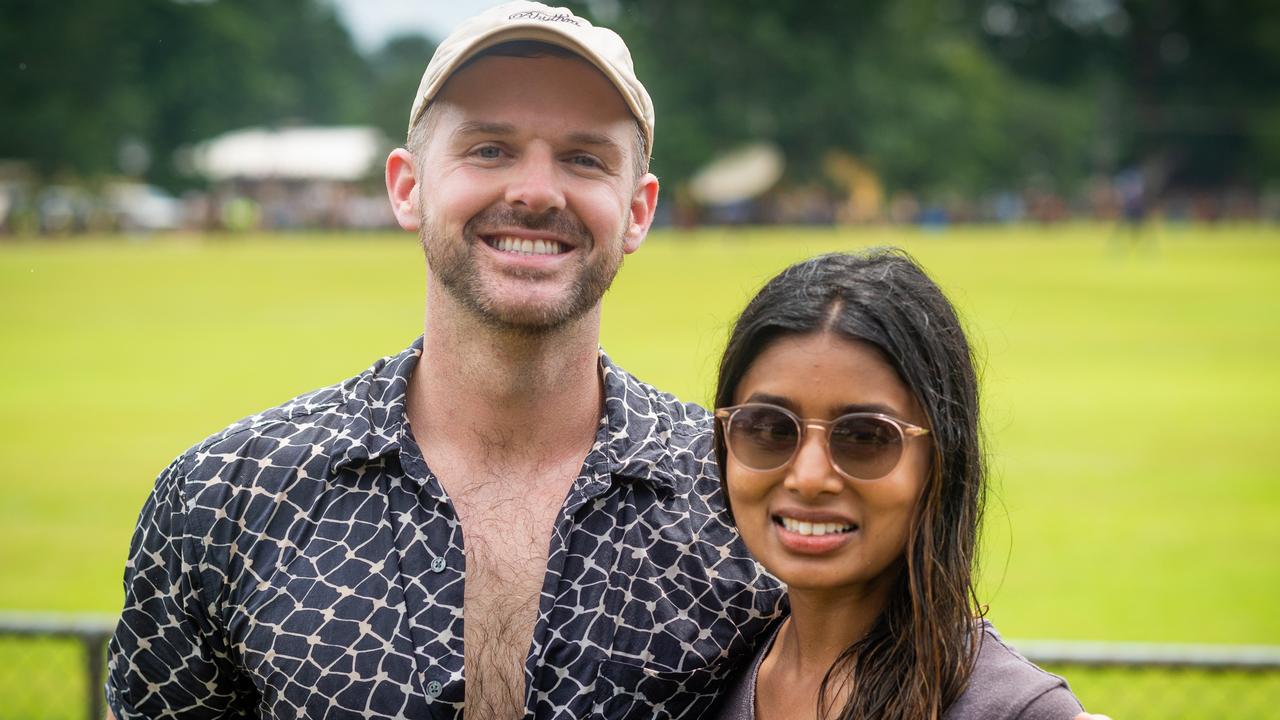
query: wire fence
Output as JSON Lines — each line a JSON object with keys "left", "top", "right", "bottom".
{"left": 0, "top": 613, "right": 114, "bottom": 720}
{"left": 1015, "top": 639, "right": 1280, "bottom": 720}
{"left": 2, "top": 612, "right": 1278, "bottom": 720}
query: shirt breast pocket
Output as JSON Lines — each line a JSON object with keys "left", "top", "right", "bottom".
{"left": 592, "top": 658, "right": 729, "bottom": 720}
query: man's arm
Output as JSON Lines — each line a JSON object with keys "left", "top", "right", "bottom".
{"left": 106, "top": 456, "right": 243, "bottom": 719}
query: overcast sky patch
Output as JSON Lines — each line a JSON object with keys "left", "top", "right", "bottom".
{"left": 328, "top": 0, "right": 507, "bottom": 52}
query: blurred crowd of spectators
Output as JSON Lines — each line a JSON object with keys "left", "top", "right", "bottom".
{"left": 0, "top": 174, "right": 396, "bottom": 236}
{"left": 669, "top": 176, "right": 1280, "bottom": 229}
{"left": 2, "top": 173, "right": 1277, "bottom": 238}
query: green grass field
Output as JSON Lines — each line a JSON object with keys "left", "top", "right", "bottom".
{"left": 2, "top": 224, "right": 1278, "bottom": 716}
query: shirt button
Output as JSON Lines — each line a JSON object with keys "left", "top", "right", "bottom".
{"left": 430, "top": 556, "right": 446, "bottom": 573}
{"left": 426, "top": 680, "right": 443, "bottom": 698}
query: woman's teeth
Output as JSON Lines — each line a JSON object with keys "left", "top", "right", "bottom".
{"left": 490, "top": 236, "right": 566, "bottom": 255}
{"left": 778, "top": 517, "right": 855, "bottom": 536}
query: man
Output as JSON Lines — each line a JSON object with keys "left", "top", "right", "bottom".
{"left": 107, "top": 3, "right": 1110, "bottom": 719}
{"left": 107, "top": 4, "right": 778, "bottom": 719}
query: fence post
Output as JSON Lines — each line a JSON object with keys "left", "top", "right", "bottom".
{"left": 85, "top": 631, "right": 109, "bottom": 720}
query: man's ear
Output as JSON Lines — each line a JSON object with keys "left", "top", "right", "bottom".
{"left": 386, "top": 148, "right": 420, "bottom": 231}
{"left": 622, "top": 172, "right": 659, "bottom": 254}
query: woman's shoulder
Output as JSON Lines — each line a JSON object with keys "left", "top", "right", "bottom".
{"left": 945, "top": 621, "right": 1084, "bottom": 720}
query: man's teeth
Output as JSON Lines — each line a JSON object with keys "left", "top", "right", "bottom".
{"left": 779, "top": 517, "right": 855, "bottom": 536}
{"left": 491, "top": 236, "right": 566, "bottom": 256}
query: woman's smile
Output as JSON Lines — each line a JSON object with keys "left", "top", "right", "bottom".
{"left": 770, "top": 510, "right": 859, "bottom": 554}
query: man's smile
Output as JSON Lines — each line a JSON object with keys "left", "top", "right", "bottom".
{"left": 483, "top": 235, "right": 571, "bottom": 256}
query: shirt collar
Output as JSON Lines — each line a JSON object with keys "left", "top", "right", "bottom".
{"left": 591, "top": 351, "right": 689, "bottom": 494}
{"left": 326, "top": 338, "right": 421, "bottom": 475}
{"left": 328, "top": 338, "right": 697, "bottom": 495}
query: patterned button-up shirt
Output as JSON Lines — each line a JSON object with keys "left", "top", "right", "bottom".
{"left": 106, "top": 339, "right": 785, "bottom": 719}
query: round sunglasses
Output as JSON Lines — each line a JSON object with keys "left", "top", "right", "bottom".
{"left": 715, "top": 403, "right": 930, "bottom": 481}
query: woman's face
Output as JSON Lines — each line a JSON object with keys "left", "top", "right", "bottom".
{"left": 725, "top": 332, "right": 930, "bottom": 597}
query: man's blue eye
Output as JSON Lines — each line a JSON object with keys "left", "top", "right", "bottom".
{"left": 477, "top": 146, "right": 502, "bottom": 159}
{"left": 571, "top": 155, "right": 601, "bottom": 168}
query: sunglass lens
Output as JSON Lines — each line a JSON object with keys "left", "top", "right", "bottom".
{"left": 728, "top": 406, "right": 799, "bottom": 471}
{"left": 829, "top": 416, "right": 903, "bottom": 480}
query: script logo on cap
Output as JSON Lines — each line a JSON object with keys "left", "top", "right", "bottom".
{"left": 508, "top": 10, "right": 582, "bottom": 25}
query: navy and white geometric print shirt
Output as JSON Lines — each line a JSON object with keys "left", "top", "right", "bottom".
{"left": 106, "top": 338, "right": 785, "bottom": 720}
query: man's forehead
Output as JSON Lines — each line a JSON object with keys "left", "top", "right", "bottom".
{"left": 450, "top": 120, "right": 617, "bottom": 144}
{"left": 435, "top": 54, "right": 633, "bottom": 123}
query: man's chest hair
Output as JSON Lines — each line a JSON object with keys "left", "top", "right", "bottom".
{"left": 455, "top": 478, "right": 561, "bottom": 715}
{"left": 449, "top": 466, "right": 566, "bottom": 632}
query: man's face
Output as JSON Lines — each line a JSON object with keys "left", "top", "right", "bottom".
{"left": 409, "top": 54, "right": 656, "bottom": 332}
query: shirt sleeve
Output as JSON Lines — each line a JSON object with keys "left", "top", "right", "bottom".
{"left": 106, "top": 455, "right": 248, "bottom": 719}
{"left": 1016, "top": 685, "right": 1085, "bottom": 720}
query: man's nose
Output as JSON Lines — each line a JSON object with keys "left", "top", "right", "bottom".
{"left": 783, "top": 427, "right": 844, "bottom": 498}
{"left": 505, "top": 147, "right": 566, "bottom": 214}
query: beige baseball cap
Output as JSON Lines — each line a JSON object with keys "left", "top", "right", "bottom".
{"left": 407, "top": 1, "right": 654, "bottom": 159}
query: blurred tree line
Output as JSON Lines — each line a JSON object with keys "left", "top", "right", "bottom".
{"left": 0, "top": 0, "right": 433, "bottom": 189}
{"left": 2, "top": 0, "right": 1276, "bottom": 199}
{"left": 589, "top": 0, "right": 1280, "bottom": 198}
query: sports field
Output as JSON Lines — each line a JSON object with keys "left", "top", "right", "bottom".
{"left": 1, "top": 225, "right": 1278, "bottom": 714}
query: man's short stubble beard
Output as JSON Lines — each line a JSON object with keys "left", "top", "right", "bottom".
{"left": 420, "top": 203, "right": 627, "bottom": 334}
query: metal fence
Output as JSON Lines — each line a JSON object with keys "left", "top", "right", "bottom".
{"left": 0, "top": 613, "right": 115, "bottom": 720}
{"left": 1014, "top": 639, "right": 1280, "bottom": 720}
{"left": 2, "top": 612, "right": 1278, "bottom": 720}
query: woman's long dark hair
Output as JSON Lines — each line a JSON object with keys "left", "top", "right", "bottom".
{"left": 713, "top": 248, "right": 985, "bottom": 719}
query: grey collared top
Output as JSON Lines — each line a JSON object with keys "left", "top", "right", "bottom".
{"left": 106, "top": 338, "right": 785, "bottom": 719}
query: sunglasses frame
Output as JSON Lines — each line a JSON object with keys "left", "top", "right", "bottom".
{"left": 715, "top": 402, "right": 930, "bottom": 482}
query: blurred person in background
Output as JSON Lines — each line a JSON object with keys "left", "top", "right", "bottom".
{"left": 709, "top": 250, "right": 1086, "bottom": 720}
{"left": 103, "top": 2, "right": 1112, "bottom": 718}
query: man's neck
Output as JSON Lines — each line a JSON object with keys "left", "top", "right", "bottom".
{"left": 407, "top": 287, "right": 605, "bottom": 482}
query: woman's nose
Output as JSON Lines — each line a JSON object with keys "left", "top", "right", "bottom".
{"left": 783, "top": 427, "right": 844, "bottom": 498}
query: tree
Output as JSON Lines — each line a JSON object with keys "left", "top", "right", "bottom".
{"left": 0, "top": 0, "right": 370, "bottom": 187}
{"left": 367, "top": 35, "right": 439, "bottom": 152}
{"left": 577, "top": 0, "right": 1276, "bottom": 198}
{"left": 977, "top": 0, "right": 1280, "bottom": 187}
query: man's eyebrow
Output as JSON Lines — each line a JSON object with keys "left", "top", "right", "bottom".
{"left": 452, "top": 121, "right": 516, "bottom": 139}
{"left": 566, "top": 131, "right": 623, "bottom": 153}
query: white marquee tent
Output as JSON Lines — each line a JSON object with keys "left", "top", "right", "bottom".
{"left": 190, "top": 126, "right": 387, "bottom": 182}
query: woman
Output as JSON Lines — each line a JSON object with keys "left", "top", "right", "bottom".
{"left": 710, "top": 249, "right": 1083, "bottom": 719}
